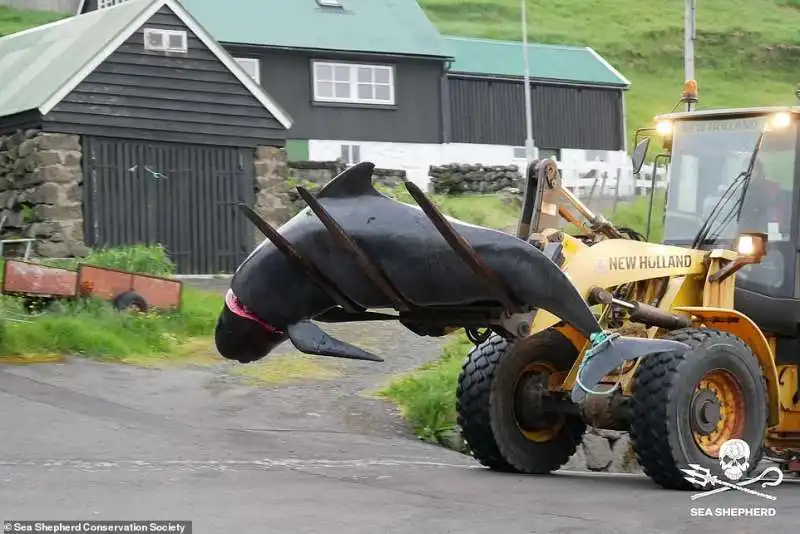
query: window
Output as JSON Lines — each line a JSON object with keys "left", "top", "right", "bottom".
{"left": 540, "top": 148, "right": 561, "bottom": 161}
{"left": 340, "top": 144, "right": 361, "bottom": 165}
{"left": 143, "top": 28, "right": 188, "bottom": 54}
{"left": 513, "top": 147, "right": 560, "bottom": 161}
{"left": 312, "top": 61, "right": 395, "bottom": 105}
{"left": 98, "top": 0, "right": 129, "bottom": 8}
{"left": 585, "top": 150, "right": 607, "bottom": 162}
{"left": 234, "top": 57, "right": 260, "bottom": 84}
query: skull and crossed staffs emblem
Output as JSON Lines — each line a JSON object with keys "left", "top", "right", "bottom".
{"left": 682, "top": 439, "right": 784, "bottom": 500}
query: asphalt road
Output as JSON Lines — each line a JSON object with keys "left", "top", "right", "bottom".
{"left": 1, "top": 351, "right": 798, "bottom": 533}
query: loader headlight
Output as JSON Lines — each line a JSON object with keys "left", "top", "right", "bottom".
{"left": 770, "top": 111, "right": 792, "bottom": 130}
{"left": 736, "top": 232, "right": 767, "bottom": 259}
{"left": 656, "top": 120, "right": 672, "bottom": 136}
{"left": 709, "top": 232, "right": 769, "bottom": 283}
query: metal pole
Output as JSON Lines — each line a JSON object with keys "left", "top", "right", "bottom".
{"left": 684, "top": 0, "right": 696, "bottom": 84}
{"left": 521, "top": 0, "right": 537, "bottom": 163}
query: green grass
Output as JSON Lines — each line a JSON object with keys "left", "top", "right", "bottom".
{"left": 378, "top": 183, "right": 521, "bottom": 231}
{"left": 0, "top": 245, "right": 223, "bottom": 364}
{"left": 380, "top": 181, "right": 664, "bottom": 237}
{"left": 420, "top": 0, "right": 800, "bottom": 150}
{"left": 0, "top": 6, "right": 68, "bottom": 37}
{"left": 379, "top": 332, "right": 473, "bottom": 447}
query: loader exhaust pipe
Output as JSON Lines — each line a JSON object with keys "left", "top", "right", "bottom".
{"left": 516, "top": 160, "right": 540, "bottom": 240}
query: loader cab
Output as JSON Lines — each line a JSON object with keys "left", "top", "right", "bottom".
{"left": 645, "top": 107, "right": 800, "bottom": 342}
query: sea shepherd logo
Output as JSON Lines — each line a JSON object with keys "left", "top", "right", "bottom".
{"left": 607, "top": 253, "right": 693, "bottom": 271}
{"left": 685, "top": 438, "right": 784, "bottom": 518}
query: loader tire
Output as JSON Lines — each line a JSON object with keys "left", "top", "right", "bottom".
{"left": 456, "top": 329, "right": 585, "bottom": 474}
{"left": 630, "top": 327, "right": 768, "bottom": 490}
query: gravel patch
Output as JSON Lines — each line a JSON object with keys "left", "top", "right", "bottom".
{"left": 183, "top": 278, "right": 454, "bottom": 440}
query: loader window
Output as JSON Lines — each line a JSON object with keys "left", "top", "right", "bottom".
{"left": 663, "top": 115, "right": 797, "bottom": 245}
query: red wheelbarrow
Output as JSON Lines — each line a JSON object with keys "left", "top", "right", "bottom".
{"left": 1, "top": 259, "right": 182, "bottom": 313}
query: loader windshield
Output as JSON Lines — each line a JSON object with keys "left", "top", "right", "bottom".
{"left": 662, "top": 115, "right": 797, "bottom": 244}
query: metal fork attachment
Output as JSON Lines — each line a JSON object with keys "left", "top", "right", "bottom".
{"left": 239, "top": 181, "right": 526, "bottom": 328}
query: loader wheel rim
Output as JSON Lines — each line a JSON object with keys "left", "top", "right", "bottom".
{"left": 691, "top": 369, "right": 746, "bottom": 457}
{"left": 513, "top": 361, "right": 565, "bottom": 443}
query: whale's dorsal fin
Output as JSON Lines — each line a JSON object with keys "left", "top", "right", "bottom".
{"left": 316, "top": 161, "right": 381, "bottom": 199}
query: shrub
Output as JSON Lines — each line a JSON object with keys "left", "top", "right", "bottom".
{"left": 41, "top": 244, "right": 176, "bottom": 276}
{"left": 0, "top": 244, "right": 221, "bottom": 361}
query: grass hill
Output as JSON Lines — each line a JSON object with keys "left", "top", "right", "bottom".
{"left": 3, "top": 1, "right": 800, "bottom": 150}
{"left": 420, "top": 0, "right": 800, "bottom": 148}
{"left": 0, "top": 5, "right": 65, "bottom": 35}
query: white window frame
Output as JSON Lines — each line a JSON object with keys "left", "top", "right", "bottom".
{"left": 312, "top": 61, "right": 395, "bottom": 106}
{"left": 143, "top": 28, "right": 188, "bottom": 54}
{"left": 234, "top": 57, "right": 261, "bottom": 84}
{"left": 340, "top": 144, "right": 361, "bottom": 165}
{"left": 98, "top": 0, "right": 129, "bottom": 9}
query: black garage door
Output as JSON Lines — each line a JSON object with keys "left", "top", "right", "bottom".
{"left": 81, "top": 137, "right": 255, "bottom": 274}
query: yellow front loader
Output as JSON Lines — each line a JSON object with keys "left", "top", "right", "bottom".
{"left": 455, "top": 96, "right": 800, "bottom": 490}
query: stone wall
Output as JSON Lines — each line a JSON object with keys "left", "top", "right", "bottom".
{"left": 442, "top": 426, "right": 641, "bottom": 474}
{"left": 429, "top": 163, "right": 524, "bottom": 195}
{"left": 252, "top": 146, "right": 292, "bottom": 240}
{"left": 562, "top": 428, "right": 641, "bottom": 473}
{"left": 0, "top": 130, "right": 88, "bottom": 257}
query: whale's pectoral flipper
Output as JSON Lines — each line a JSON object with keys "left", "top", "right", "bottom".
{"left": 296, "top": 185, "right": 415, "bottom": 313}
{"left": 236, "top": 202, "right": 364, "bottom": 315}
{"left": 402, "top": 180, "right": 523, "bottom": 314}
{"left": 287, "top": 320, "right": 384, "bottom": 362}
{"left": 570, "top": 333, "right": 691, "bottom": 403}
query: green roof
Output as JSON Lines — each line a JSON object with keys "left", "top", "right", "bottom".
{"left": 0, "top": 0, "right": 293, "bottom": 127}
{"left": 443, "top": 36, "right": 630, "bottom": 88}
{"left": 178, "top": 0, "right": 451, "bottom": 58}
{"left": 0, "top": 0, "right": 154, "bottom": 119}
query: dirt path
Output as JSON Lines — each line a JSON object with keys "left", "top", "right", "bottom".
{"left": 183, "top": 277, "right": 453, "bottom": 440}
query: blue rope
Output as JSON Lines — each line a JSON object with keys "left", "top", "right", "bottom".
{"left": 575, "top": 330, "right": 622, "bottom": 396}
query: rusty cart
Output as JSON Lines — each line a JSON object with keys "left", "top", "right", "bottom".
{"left": 1, "top": 259, "right": 183, "bottom": 313}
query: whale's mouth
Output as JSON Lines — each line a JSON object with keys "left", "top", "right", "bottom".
{"left": 224, "top": 289, "right": 283, "bottom": 334}
{"left": 215, "top": 289, "right": 287, "bottom": 363}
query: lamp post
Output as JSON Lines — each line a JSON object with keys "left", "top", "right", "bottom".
{"left": 521, "top": 0, "right": 537, "bottom": 163}
{"left": 684, "top": 0, "right": 696, "bottom": 111}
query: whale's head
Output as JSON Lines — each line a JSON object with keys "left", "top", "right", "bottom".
{"left": 214, "top": 162, "right": 398, "bottom": 364}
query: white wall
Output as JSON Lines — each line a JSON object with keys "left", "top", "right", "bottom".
{"left": 308, "top": 139, "right": 640, "bottom": 195}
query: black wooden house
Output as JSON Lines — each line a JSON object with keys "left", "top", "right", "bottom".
{"left": 75, "top": 0, "right": 632, "bottom": 186}
{"left": 0, "top": 0, "right": 292, "bottom": 273}
{"left": 443, "top": 36, "right": 631, "bottom": 160}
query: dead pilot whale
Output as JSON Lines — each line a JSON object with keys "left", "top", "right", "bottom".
{"left": 214, "top": 161, "right": 689, "bottom": 403}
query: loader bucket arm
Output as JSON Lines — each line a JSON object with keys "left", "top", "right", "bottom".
{"left": 522, "top": 159, "right": 625, "bottom": 241}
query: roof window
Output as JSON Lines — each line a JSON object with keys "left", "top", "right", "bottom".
{"left": 143, "top": 28, "right": 188, "bottom": 54}
{"left": 316, "top": 0, "right": 343, "bottom": 7}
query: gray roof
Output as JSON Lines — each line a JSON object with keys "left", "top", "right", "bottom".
{"left": 0, "top": 0, "right": 292, "bottom": 127}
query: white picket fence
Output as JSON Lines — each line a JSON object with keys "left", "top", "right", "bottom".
{"left": 557, "top": 163, "right": 668, "bottom": 199}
